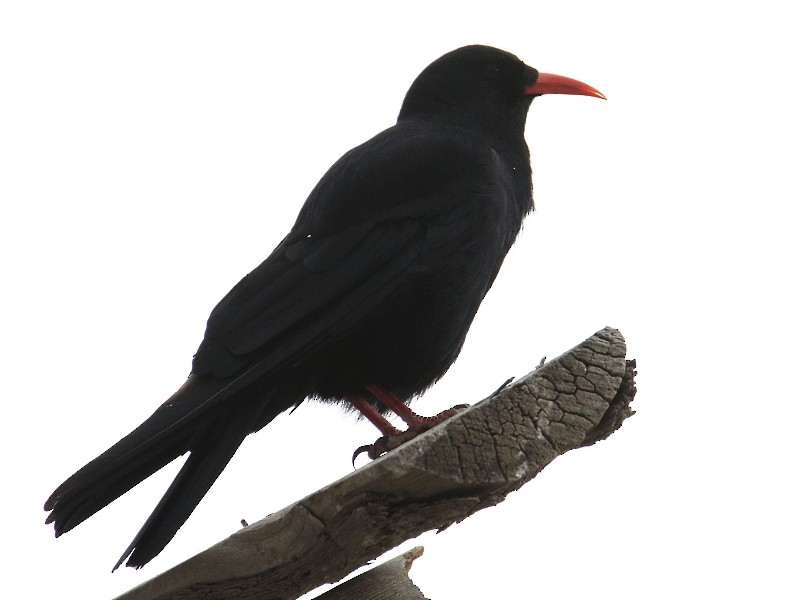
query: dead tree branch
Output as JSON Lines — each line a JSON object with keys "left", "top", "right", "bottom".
{"left": 115, "top": 326, "right": 636, "bottom": 600}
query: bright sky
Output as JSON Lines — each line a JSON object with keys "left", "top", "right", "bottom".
{"left": 2, "top": 2, "right": 798, "bottom": 598}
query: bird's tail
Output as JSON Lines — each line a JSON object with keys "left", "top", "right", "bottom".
{"left": 113, "top": 395, "right": 265, "bottom": 569}
{"left": 44, "top": 376, "right": 281, "bottom": 569}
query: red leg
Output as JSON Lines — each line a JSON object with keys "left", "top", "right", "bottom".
{"left": 347, "top": 395, "right": 402, "bottom": 437}
{"left": 363, "top": 384, "right": 417, "bottom": 425}
{"left": 365, "top": 383, "right": 466, "bottom": 430}
{"left": 351, "top": 384, "right": 469, "bottom": 462}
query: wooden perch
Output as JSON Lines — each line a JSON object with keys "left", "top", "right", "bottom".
{"left": 115, "top": 326, "right": 637, "bottom": 600}
{"left": 314, "top": 547, "right": 426, "bottom": 600}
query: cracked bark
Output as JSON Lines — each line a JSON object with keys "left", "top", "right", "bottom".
{"left": 114, "top": 326, "right": 637, "bottom": 600}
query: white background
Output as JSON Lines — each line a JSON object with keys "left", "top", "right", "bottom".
{"left": 2, "top": 1, "right": 798, "bottom": 598}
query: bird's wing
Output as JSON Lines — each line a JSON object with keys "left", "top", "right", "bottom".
{"left": 194, "top": 218, "right": 428, "bottom": 376}
{"left": 193, "top": 124, "right": 491, "bottom": 380}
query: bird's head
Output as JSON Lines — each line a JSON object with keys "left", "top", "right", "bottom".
{"left": 398, "top": 45, "right": 604, "bottom": 134}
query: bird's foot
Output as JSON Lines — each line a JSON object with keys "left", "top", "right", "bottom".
{"left": 401, "top": 404, "right": 468, "bottom": 431}
{"left": 352, "top": 429, "right": 420, "bottom": 462}
{"left": 352, "top": 404, "right": 468, "bottom": 463}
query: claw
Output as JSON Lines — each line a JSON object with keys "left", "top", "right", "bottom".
{"left": 352, "top": 441, "right": 384, "bottom": 466}
{"left": 352, "top": 446, "right": 366, "bottom": 466}
{"left": 352, "top": 404, "right": 470, "bottom": 464}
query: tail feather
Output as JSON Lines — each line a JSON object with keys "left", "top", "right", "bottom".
{"left": 45, "top": 367, "right": 275, "bottom": 526}
{"left": 114, "top": 397, "right": 263, "bottom": 570}
{"left": 46, "top": 429, "right": 193, "bottom": 536}
{"left": 45, "top": 373, "right": 298, "bottom": 569}
{"left": 44, "top": 376, "right": 226, "bottom": 536}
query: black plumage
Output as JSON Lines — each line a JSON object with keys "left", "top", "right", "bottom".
{"left": 44, "top": 45, "right": 603, "bottom": 569}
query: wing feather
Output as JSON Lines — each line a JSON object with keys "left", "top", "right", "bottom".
{"left": 193, "top": 123, "right": 493, "bottom": 379}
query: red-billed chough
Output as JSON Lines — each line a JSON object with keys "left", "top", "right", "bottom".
{"left": 44, "top": 44, "right": 604, "bottom": 570}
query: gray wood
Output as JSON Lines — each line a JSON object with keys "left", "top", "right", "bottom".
{"left": 315, "top": 547, "right": 426, "bottom": 600}
{"left": 115, "top": 326, "right": 636, "bottom": 600}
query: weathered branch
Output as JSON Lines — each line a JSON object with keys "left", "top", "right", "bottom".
{"left": 115, "top": 326, "right": 636, "bottom": 600}
{"left": 315, "top": 547, "right": 426, "bottom": 600}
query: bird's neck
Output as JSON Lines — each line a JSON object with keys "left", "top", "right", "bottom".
{"left": 400, "top": 112, "right": 530, "bottom": 159}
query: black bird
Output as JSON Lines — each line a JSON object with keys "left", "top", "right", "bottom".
{"left": 44, "top": 45, "right": 604, "bottom": 570}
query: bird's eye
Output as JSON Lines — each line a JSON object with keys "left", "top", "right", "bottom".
{"left": 484, "top": 64, "right": 501, "bottom": 79}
